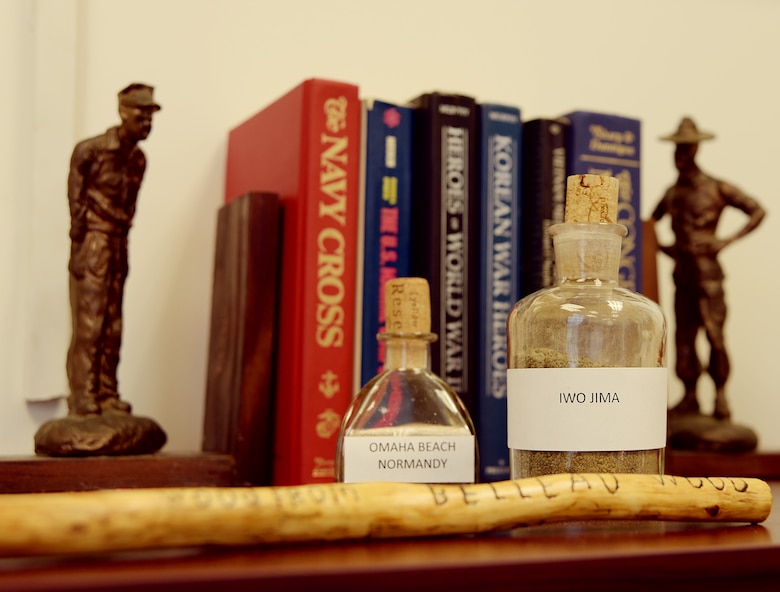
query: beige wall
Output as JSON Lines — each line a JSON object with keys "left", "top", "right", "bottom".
{"left": 1, "top": 0, "right": 778, "bottom": 454}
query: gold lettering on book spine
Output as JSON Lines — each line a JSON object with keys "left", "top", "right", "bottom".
{"left": 313, "top": 94, "right": 352, "bottom": 460}
{"left": 316, "top": 97, "right": 351, "bottom": 349}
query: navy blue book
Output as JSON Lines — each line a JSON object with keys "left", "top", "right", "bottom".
{"left": 356, "top": 99, "right": 414, "bottom": 389}
{"left": 520, "top": 118, "right": 569, "bottom": 298}
{"left": 559, "top": 111, "right": 643, "bottom": 293}
{"left": 476, "top": 102, "right": 522, "bottom": 482}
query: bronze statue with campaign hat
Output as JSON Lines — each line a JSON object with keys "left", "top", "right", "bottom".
{"left": 651, "top": 117, "right": 766, "bottom": 452}
{"left": 34, "top": 83, "right": 167, "bottom": 456}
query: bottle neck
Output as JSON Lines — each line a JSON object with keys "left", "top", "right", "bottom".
{"left": 379, "top": 332, "right": 436, "bottom": 371}
{"left": 551, "top": 222, "right": 626, "bottom": 284}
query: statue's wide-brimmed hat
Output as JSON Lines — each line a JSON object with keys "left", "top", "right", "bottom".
{"left": 660, "top": 117, "right": 714, "bottom": 143}
{"left": 118, "top": 83, "right": 162, "bottom": 112}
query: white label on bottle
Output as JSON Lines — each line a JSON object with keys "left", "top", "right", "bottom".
{"left": 507, "top": 367, "right": 668, "bottom": 451}
{"left": 342, "top": 435, "right": 475, "bottom": 483}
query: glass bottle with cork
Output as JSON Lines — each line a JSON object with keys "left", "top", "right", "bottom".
{"left": 506, "top": 174, "right": 667, "bottom": 478}
{"left": 335, "top": 277, "right": 477, "bottom": 484}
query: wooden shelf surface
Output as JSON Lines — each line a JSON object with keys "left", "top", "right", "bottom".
{"left": 666, "top": 449, "right": 780, "bottom": 480}
{"left": 0, "top": 452, "right": 778, "bottom": 590}
{"left": 1, "top": 450, "right": 775, "bottom": 494}
{"left": 0, "top": 453, "right": 235, "bottom": 493}
{"left": 0, "top": 482, "right": 777, "bottom": 591}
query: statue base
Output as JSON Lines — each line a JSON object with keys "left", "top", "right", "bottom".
{"left": 667, "top": 412, "right": 758, "bottom": 453}
{"left": 0, "top": 453, "right": 234, "bottom": 493}
{"left": 34, "top": 410, "right": 167, "bottom": 456}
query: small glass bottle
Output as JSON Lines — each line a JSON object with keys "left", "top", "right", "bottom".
{"left": 335, "top": 277, "right": 477, "bottom": 484}
{"left": 507, "top": 174, "right": 667, "bottom": 478}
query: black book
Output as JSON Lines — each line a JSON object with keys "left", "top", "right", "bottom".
{"left": 408, "top": 92, "right": 478, "bottom": 414}
{"left": 520, "top": 118, "right": 570, "bottom": 297}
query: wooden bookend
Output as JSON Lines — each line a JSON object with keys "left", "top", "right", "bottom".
{"left": 642, "top": 218, "right": 660, "bottom": 302}
{"left": 202, "top": 192, "right": 281, "bottom": 485}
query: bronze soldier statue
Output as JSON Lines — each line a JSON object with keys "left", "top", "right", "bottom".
{"left": 35, "top": 84, "right": 166, "bottom": 455}
{"left": 652, "top": 117, "right": 765, "bottom": 450}
{"left": 66, "top": 83, "right": 161, "bottom": 416}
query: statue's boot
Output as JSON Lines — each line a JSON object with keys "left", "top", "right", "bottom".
{"left": 713, "top": 386, "right": 731, "bottom": 420}
{"left": 99, "top": 392, "right": 133, "bottom": 414}
{"left": 669, "top": 388, "right": 700, "bottom": 416}
{"left": 67, "top": 391, "right": 101, "bottom": 416}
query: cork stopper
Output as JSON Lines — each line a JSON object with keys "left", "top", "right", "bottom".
{"left": 564, "top": 174, "right": 619, "bottom": 223}
{"left": 385, "top": 277, "right": 431, "bottom": 334}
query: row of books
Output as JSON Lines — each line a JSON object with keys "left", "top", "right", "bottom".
{"left": 202, "top": 78, "right": 643, "bottom": 486}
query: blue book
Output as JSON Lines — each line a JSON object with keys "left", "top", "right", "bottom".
{"left": 560, "top": 111, "right": 643, "bottom": 293}
{"left": 356, "top": 99, "right": 414, "bottom": 389}
{"left": 476, "top": 103, "right": 522, "bottom": 482}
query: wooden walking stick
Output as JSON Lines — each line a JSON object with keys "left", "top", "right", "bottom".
{"left": 0, "top": 473, "right": 771, "bottom": 557}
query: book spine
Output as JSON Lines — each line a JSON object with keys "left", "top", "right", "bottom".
{"left": 281, "top": 82, "right": 361, "bottom": 485}
{"left": 224, "top": 79, "right": 360, "bottom": 485}
{"left": 410, "top": 92, "right": 479, "bottom": 415}
{"left": 519, "top": 118, "right": 569, "bottom": 298}
{"left": 562, "top": 111, "right": 642, "bottom": 292}
{"left": 202, "top": 192, "right": 281, "bottom": 486}
{"left": 476, "top": 103, "right": 522, "bottom": 482}
{"left": 357, "top": 100, "right": 414, "bottom": 389}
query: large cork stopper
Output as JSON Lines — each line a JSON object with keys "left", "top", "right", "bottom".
{"left": 385, "top": 277, "right": 431, "bottom": 334}
{"left": 564, "top": 174, "right": 619, "bottom": 223}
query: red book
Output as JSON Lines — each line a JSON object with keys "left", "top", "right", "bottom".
{"left": 225, "top": 79, "right": 361, "bottom": 485}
